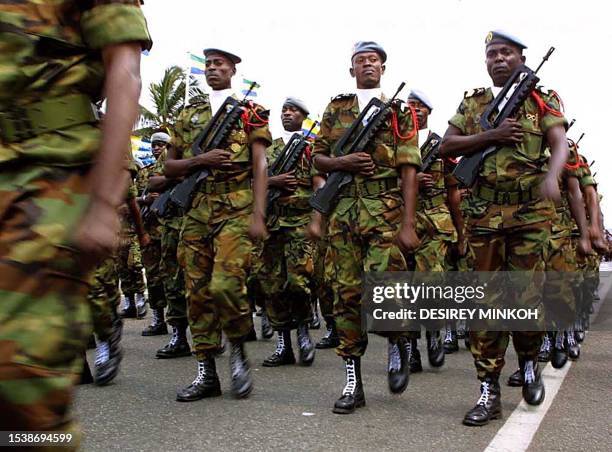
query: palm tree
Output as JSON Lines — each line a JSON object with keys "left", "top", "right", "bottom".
{"left": 134, "top": 65, "right": 205, "bottom": 137}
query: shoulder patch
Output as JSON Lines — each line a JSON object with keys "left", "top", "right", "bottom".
{"left": 187, "top": 93, "right": 210, "bottom": 107}
{"left": 331, "top": 93, "right": 356, "bottom": 102}
{"left": 464, "top": 88, "right": 486, "bottom": 99}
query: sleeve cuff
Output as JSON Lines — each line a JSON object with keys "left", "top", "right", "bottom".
{"left": 82, "top": 4, "right": 152, "bottom": 50}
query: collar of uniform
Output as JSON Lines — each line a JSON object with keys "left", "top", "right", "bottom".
{"left": 281, "top": 129, "right": 302, "bottom": 145}
{"left": 209, "top": 88, "right": 236, "bottom": 115}
{"left": 355, "top": 87, "right": 383, "bottom": 113}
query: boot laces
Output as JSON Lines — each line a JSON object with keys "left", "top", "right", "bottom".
{"left": 298, "top": 326, "right": 311, "bottom": 349}
{"left": 121, "top": 295, "right": 131, "bottom": 309}
{"left": 324, "top": 324, "right": 333, "bottom": 339}
{"left": 274, "top": 333, "right": 286, "bottom": 355}
{"left": 429, "top": 332, "right": 440, "bottom": 350}
{"left": 540, "top": 334, "right": 551, "bottom": 353}
{"left": 444, "top": 329, "right": 453, "bottom": 343}
{"left": 95, "top": 341, "right": 110, "bottom": 365}
{"left": 169, "top": 328, "right": 179, "bottom": 346}
{"left": 388, "top": 342, "right": 401, "bottom": 372}
{"left": 524, "top": 361, "right": 536, "bottom": 384}
{"left": 135, "top": 293, "right": 145, "bottom": 307}
{"left": 342, "top": 360, "right": 357, "bottom": 395}
{"left": 192, "top": 361, "right": 208, "bottom": 385}
{"left": 555, "top": 331, "right": 565, "bottom": 349}
{"left": 477, "top": 382, "right": 490, "bottom": 406}
{"left": 403, "top": 339, "right": 412, "bottom": 359}
{"left": 151, "top": 308, "right": 160, "bottom": 325}
{"left": 566, "top": 330, "right": 577, "bottom": 347}
{"left": 231, "top": 344, "right": 246, "bottom": 378}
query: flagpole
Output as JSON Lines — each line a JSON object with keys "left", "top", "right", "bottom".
{"left": 184, "top": 52, "right": 191, "bottom": 108}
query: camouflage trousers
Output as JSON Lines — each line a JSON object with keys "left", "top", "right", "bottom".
{"left": 576, "top": 246, "right": 600, "bottom": 320}
{"left": 247, "top": 242, "right": 266, "bottom": 311}
{"left": 117, "top": 236, "right": 145, "bottom": 296}
{"left": 88, "top": 256, "right": 120, "bottom": 341}
{"left": 161, "top": 223, "right": 187, "bottom": 327}
{"left": 313, "top": 239, "right": 334, "bottom": 321}
{"left": 468, "top": 219, "right": 550, "bottom": 380}
{"left": 179, "top": 214, "right": 254, "bottom": 360}
{"left": 141, "top": 237, "right": 165, "bottom": 310}
{"left": 327, "top": 200, "right": 409, "bottom": 358}
{"left": 258, "top": 226, "right": 314, "bottom": 330}
{"left": 0, "top": 164, "right": 92, "bottom": 437}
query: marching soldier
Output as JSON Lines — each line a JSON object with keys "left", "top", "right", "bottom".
{"left": 0, "top": 0, "right": 150, "bottom": 437}
{"left": 165, "top": 48, "right": 271, "bottom": 401}
{"left": 138, "top": 132, "right": 171, "bottom": 336}
{"left": 260, "top": 97, "right": 316, "bottom": 367}
{"left": 440, "top": 30, "right": 569, "bottom": 426}
{"left": 309, "top": 41, "right": 421, "bottom": 414}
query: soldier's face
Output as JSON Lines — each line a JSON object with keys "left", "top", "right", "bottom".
{"left": 485, "top": 43, "right": 526, "bottom": 87}
{"left": 350, "top": 52, "right": 385, "bottom": 89}
{"left": 408, "top": 100, "right": 430, "bottom": 129}
{"left": 281, "top": 105, "right": 305, "bottom": 132}
{"left": 205, "top": 54, "right": 235, "bottom": 90}
{"left": 151, "top": 141, "right": 166, "bottom": 159}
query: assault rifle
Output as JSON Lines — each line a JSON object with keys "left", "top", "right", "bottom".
{"left": 169, "top": 82, "right": 258, "bottom": 211}
{"left": 420, "top": 132, "right": 443, "bottom": 173}
{"left": 266, "top": 121, "right": 319, "bottom": 212}
{"left": 309, "top": 82, "right": 406, "bottom": 215}
{"left": 452, "top": 47, "right": 556, "bottom": 187}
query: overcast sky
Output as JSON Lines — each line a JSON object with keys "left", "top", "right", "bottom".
{"left": 140, "top": 0, "right": 612, "bottom": 226}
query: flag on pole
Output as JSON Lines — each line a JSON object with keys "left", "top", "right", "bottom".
{"left": 241, "top": 78, "right": 260, "bottom": 98}
{"left": 189, "top": 53, "right": 206, "bottom": 75}
{"left": 301, "top": 117, "right": 320, "bottom": 139}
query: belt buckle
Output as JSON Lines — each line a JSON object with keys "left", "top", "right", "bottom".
{"left": 0, "top": 106, "right": 34, "bottom": 142}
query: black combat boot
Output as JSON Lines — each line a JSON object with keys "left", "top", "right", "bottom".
{"left": 537, "top": 333, "right": 551, "bottom": 362}
{"left": 463, "top": 378, "right": 502, "bottom": 426}
{"left": 297, "top": 324, "right": 315, "bottom": 366}
{"left": 551, "top": 331, "right": 568, "bottom": 369}
{"left": 229, "top": 341, "right": 253, "bottom": 398}
{"left": 142, "top": 307, "right": 168, "bottom": 336}
{"left": 156, "top": 324, "right": 191, "bottom": 359}
{"left": 409, "top": 338, "right": 423, "bottom": 373}
{"left": 79, "top": 354, "right": 94, "bottom": 385}
{"left": 316, "top": 318, "right": 340, "bottom": 349}
{"left": 387, "top": 338, "right": 409, "bottom": 394}
{"left": 260, "top": 311, "right": 274, "bottom": 339}
{"left": 507, "top": 368, "right": 524, "bottom": 387}
{"left": 566, "top": 329, "right": 581, "bottom": 360}
{"left": 263, "top": 330, "right": 296, "bottom": 367}
{"left": 333, "top": 357, "right": 365, "bottom": 414}
{"left": 176, "top": 358, "right": 222, "bottom": 401}
{"left": 135, "top": 292, "right": 148, "bottom": 319}
{"left": 426, "top": 331, "right": 445, "bottom": 367}
{"left": 443, "top": 328, "right": 459, "bottom": 354}
{"left": 309, "top": 302, "right": 321, "bottom": 330}
{"left": 119, "top": 294, "right": 137, "bottom": 319}
{"left": 521, "top": 359, "right": 545, "bottom": 405}
{"left": 94, "top": 318, "right": 123, "bottom": 386}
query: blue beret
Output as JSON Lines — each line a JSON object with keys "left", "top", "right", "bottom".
{"left": 351, "top": 41, "right": 387, "bottom": 63}
{"left": 408, "top": 89, "right": 433, "bottom": 111}
{"left": 283, "top": 97, "right": 309, "bottom": 116}
{"left": 485, "top": 30, "right": 527, "bottom": 50}
{"left": 203, "top": 48, "right": 242, "bottom": 64}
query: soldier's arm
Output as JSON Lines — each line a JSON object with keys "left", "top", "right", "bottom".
{"left": 583, "top": 185, "right": 607, "bottom": 251}
{"left": 164, "top": 145, "right": 230, "bottom": 178}
{"left": 567, "top": 176, "right": 592, "bottom": 256}
{"left": 447, "top": 184, "right": 465, "bottom": 252}
{"left": 249, "top": 140, "right": 269, "bottom": 240}
{"left": 306, "top": 175, "right": 327, "bottom": 240}
{"left": 439, "top": 121, "right": 523, "bottom": 158}
{"left": 540, "top": 124, "right": 568, "bottom": 202}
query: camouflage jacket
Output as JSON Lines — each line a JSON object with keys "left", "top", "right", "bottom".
{"left": 553, "top": 142, "right": 583, "bottom": 236}
{"left": 135, "top": 159, "right": 164, "bottom": 240}
{"left": 171, "top": 94, "right": 272, "bottom": 224}
{"left": 0, "top": 0, "right": 152, "bottom": 165}
{"left": 313, "top": 93, "right": 421, "bottom": 219}
{"left": 267, "top": 136, "right": 313, "bottom": 229}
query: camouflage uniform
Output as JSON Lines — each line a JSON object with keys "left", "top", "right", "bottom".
{"left": 117, "top": 181, "right": 146, "bottom": 297}
{"left": 313, "top": 93, "right": 421, "bottom": 358}
{"left": 136, "top": 158, "right": 166, "bottom": 311}
{"left": 258, "top": 137, "right": 314, "bottom": 330}
{"left": 449, "top": 86, "right": 567, "bottom": 379}
{"left": 173, "top": 95, "right": 271, "bottom": 360}
{"left": 313, "top": 238, "right": 335, "bottom": 322}
{"left": 0, "top": 0, "right": 150, "bottom": 435}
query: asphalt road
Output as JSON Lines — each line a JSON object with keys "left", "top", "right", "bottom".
{"left": 76, "top": 272, "right": 612, "bottom": 451}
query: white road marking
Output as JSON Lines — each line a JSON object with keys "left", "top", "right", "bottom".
{"left": 484, "top": 269, "right": 611, "bottom": 452}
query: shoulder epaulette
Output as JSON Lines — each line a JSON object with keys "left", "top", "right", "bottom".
{"left": 331, "top": 93, "right": 356, "bottom": 102}
{"left": 464, "top": 88, "right": 486, "bottom": 99}
{"left": 186, "top": 93, "right": 209, "bottom": 108}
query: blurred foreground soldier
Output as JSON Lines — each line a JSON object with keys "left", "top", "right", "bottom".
{"left": 309, "top": 41, "right": 421, "bottom": 414}
{"left": 166, "top": 48, "right": 271, "bottom": 401}
{"left": 260, "top": 97, "right": 316, "bottom": 367}
{"left": 0, "top": 0, "right": 150, "bottom": 438}
{"left": 138, "top": 132, "right": 171, "bottom": 336}
{"left": 440, "top": 30, "right": 568, "bottom": 426}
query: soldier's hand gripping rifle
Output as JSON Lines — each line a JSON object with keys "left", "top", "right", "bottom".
{"left": 452, "top": 47, "right": 556, "bottom": 187}
{"left": 420, "top": 132, "right": 443, "bottom": 173}
{"left": 309, "top": 82, "right": 406, "bottom": 215}
{"left": 266, "top": 121, "right": 319, "bottom": 213}
{"left": 168, "top": 82, "right": 258, "bottom": 212}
